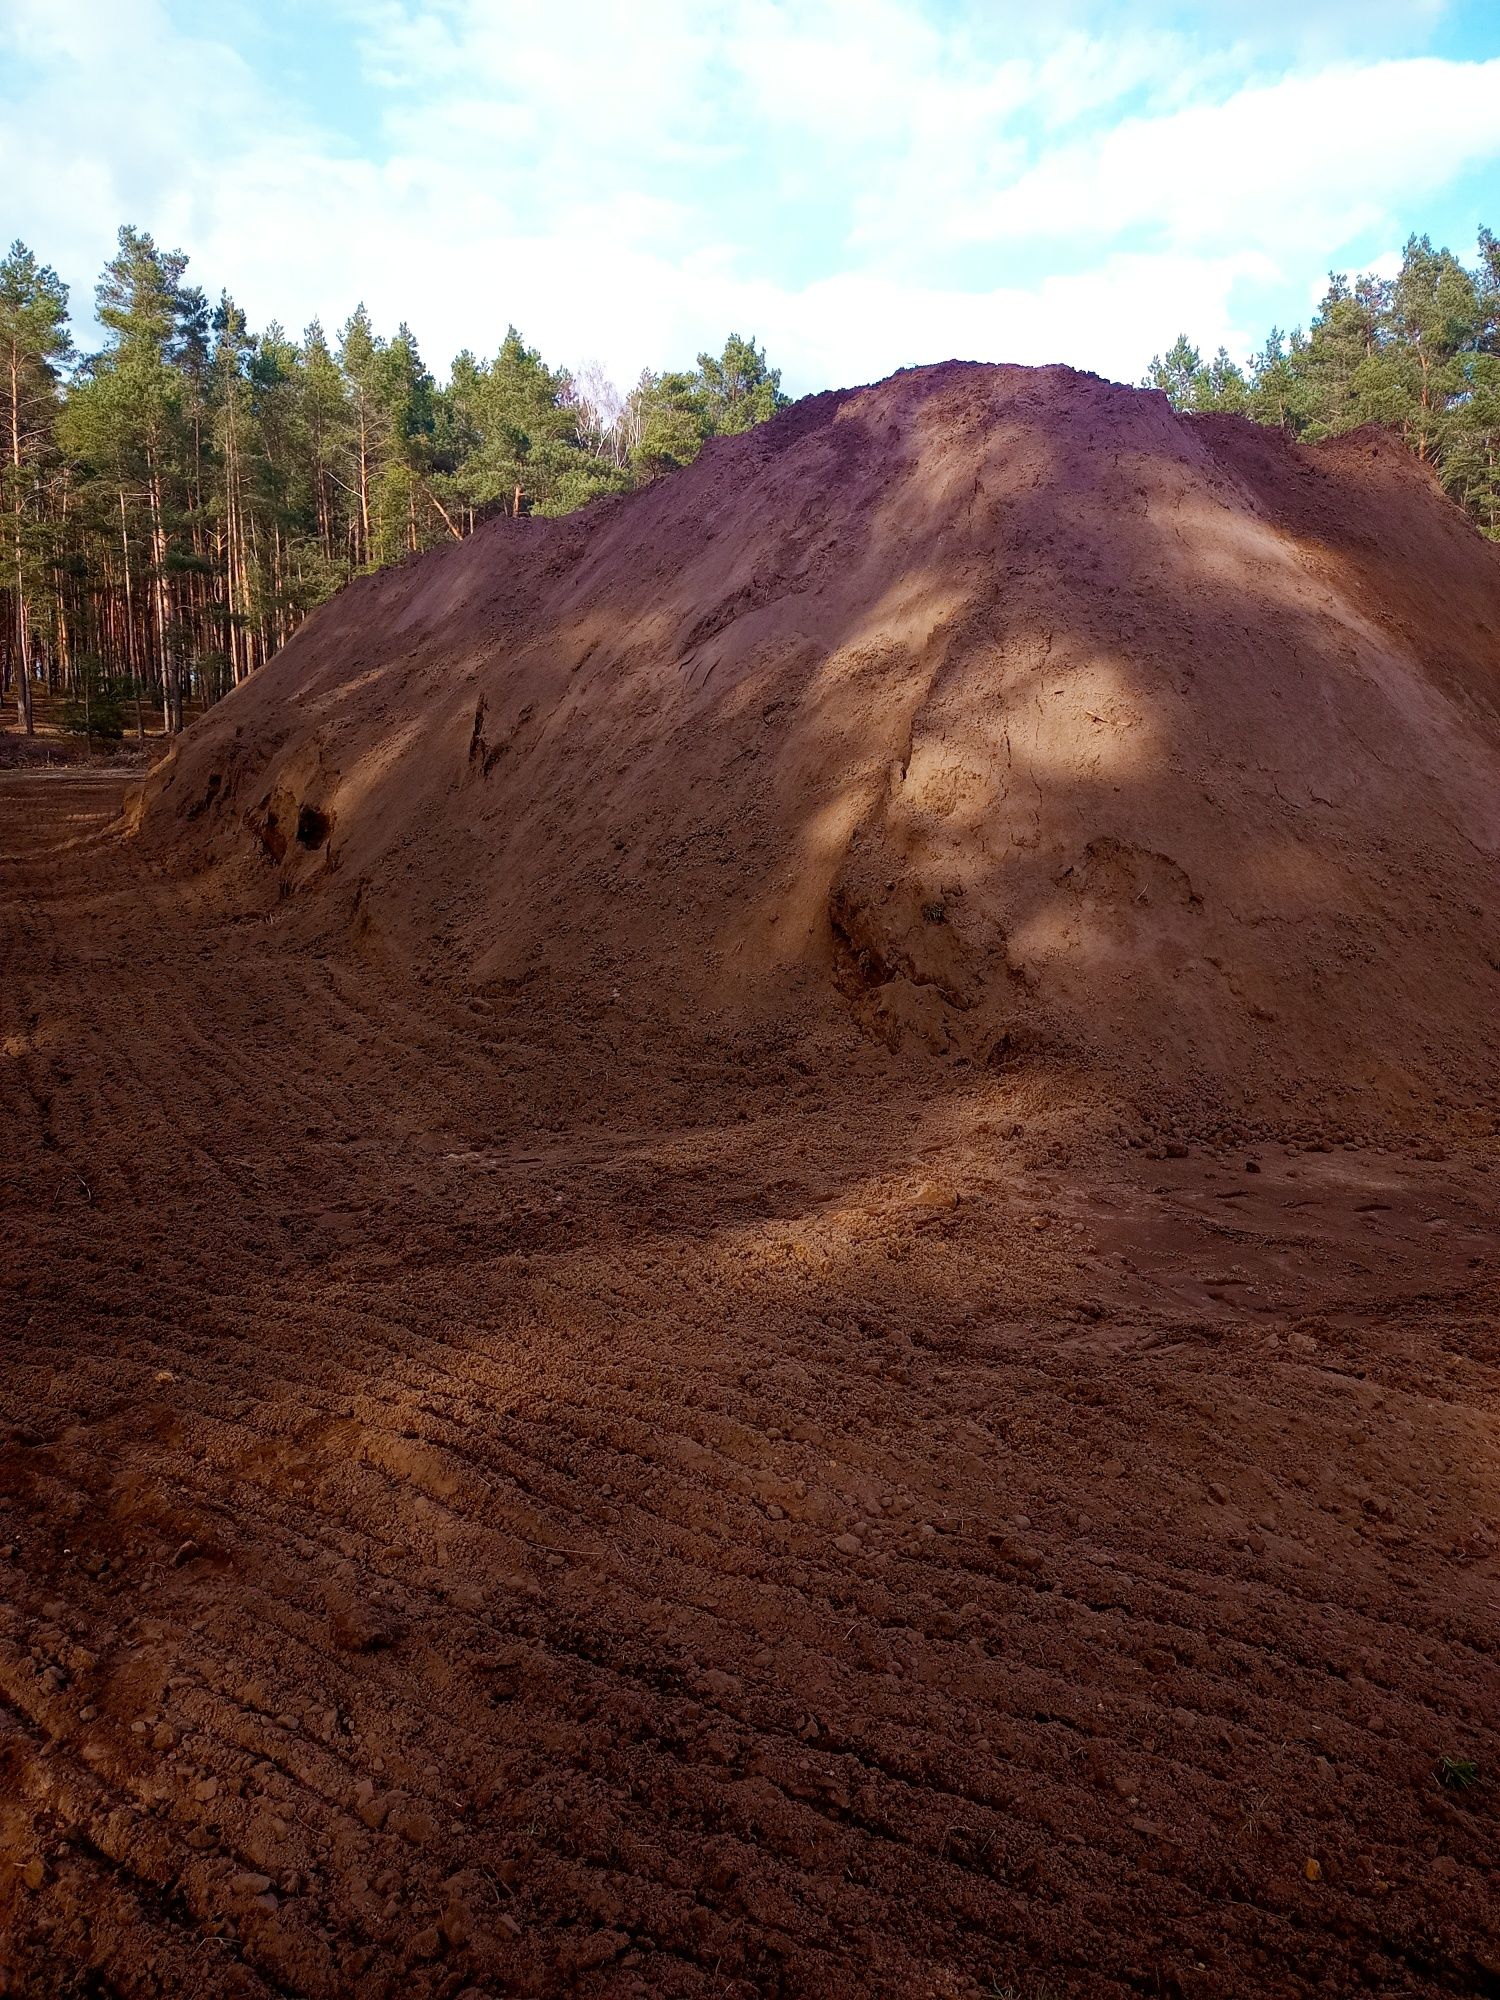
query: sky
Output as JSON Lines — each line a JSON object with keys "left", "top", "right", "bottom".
{"left": 2, "top": 0, "right": 1498, "bottom": 398}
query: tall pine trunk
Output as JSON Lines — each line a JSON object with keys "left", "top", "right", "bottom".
{"left": 356, "top": 404, "right": 371, "bottom": 566}
{"left": 8, "top": 346, "right": 34, "bottom": 734}
{"left": 147, "top": 452, "right": 173, "bottom": 732}
{"left": 118, "top": 489, "right": 144, "bottom": 741}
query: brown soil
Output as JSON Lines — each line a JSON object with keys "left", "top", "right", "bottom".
{"left": 2, "top": 364, "right": 1498, "bottom": 1999}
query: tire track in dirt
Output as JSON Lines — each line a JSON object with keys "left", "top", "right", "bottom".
{"left": 3, "top": 772, "right": 1498, "bottom": 1998}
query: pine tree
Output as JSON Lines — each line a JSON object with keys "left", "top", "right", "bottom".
{"left": 1442, "top": 229, "right": 1500, "bottom": 535}
{"left": 298, "top": 320, "right": 354, "bottom": 574}
{"left": 1388, "top": 234, "right": 1481, "bottom": 464}
{"left": 337, "top": 305, "right": 384, "bottom": 568}
{"left": 1297, "top": 272, "right": 1388, "bottom": 435}
{"left": 696, "top": 333, "right": 788, "bottom": 434}
{"left": 370, "top": 322, "right": 440, "bottom": 560}
{"left": 1142, "top": 336, "right": 1204, "bottom": 408}
{"left": 626, "top": 367, "right": 711, "bottom": 475}
{"left": 210, "top": 293, "right": 258, "bottom": 684}
{"left": 62, "top": 227, "right": 199, "bottom": 728}
{"left": 454, "top": 328, "right": 617, "bottom": 520}
{"left": 1198, "top": 348, "right": 1250, "bottom": 413}
{"left": 434, "top": 349, "right": 485, "bottom": 533}
{"left": 0, "top": 241, "right": 73, "bottom": 732}
{"left": 1245, "top": 329, "right": 1306, "bottom": 429}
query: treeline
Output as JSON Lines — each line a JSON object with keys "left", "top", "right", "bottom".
{"left": 11, "top": 222, "right": 1495, "bottom": 742}
{"left": 1146, "top": 228, "right": 1500, "bottom": 538}
{"left": 1, "top": 226, "right": 788, "bottom": 735}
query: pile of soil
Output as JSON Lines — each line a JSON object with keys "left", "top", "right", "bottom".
{"left": 143, "top": 361, "right": 1500, "bottom": 1139}
{"left": 3, "top": 367, "right": 1498, "bottom": 2000}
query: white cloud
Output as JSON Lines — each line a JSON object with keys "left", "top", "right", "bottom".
{"left": 953, "top": 57, "right": 1500, "bottom": 256}
{"left": 717, "top": 250, "right": 1273, "bottom": 389}
{"left": 0, "top": 0, "right": 1493, "bottom": 399}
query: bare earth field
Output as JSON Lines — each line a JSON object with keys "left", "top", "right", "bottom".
{"left": 3, "top": 366, "right": 1500, "bottom": 1997}
{"left": 1, "top": 767, "right": 1497, "bottom": 1999}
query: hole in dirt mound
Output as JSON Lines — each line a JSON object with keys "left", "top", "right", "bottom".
{"left": 296, "top": 805, "right": 332, "bottom": 850}
{"left": 185, "top": 771, "right": 222, "bottom": 821}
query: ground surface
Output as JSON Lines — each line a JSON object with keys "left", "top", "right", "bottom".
{"left": 1, "top": 769, "right": 1497, "bottom": 1999}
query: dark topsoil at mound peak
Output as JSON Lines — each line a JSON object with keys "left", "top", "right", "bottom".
{"left": 139, "top": 361, "right": 1500, "bottom": 1138}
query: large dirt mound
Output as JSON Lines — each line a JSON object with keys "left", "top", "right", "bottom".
{"left": 142, "top": 362, "right": 1500, "bottom": 1133}
{"left": 8, "top": 370, "right": 1500, "bottom": 1996}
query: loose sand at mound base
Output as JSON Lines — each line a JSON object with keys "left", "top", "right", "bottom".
{"left": 2, "top": 364, "right": 1498, "bottom": 1998}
